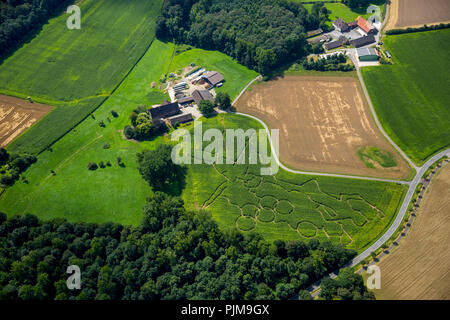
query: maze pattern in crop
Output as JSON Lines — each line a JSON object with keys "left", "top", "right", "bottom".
{"left": 201, "top": 164, "right": 388, "bottom": 246}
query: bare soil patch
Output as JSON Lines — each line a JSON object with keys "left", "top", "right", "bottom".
{"left": 387, "top": 0, "right": 450, "bottom": 30}
{"left": 0, "top": 95, "right": 52, "bottom": 148}
{"left": 374, "top": 165, "right": 450, "bottom": 300}
{"left": 235, "top": 76, "right": 410, "bottom": 179}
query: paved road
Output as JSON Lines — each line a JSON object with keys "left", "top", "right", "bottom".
{"left": 231, "top": 74, "right": 450, "bottom": 297}
{"left": 232, "top": 111, "right": 410, "bottom": 185}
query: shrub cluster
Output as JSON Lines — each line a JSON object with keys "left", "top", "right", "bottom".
{"left": 302, "top": 54, "right": 354, "bottom": 72}
{"left": 0, "top": 148, "right": 37, "bottom": 187}
{"left": 124, "top": 105, "right": 156, "bottom": 141}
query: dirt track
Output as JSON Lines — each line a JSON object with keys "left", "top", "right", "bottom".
{"left": 387, "top": 0, "right": 450, "bottom": 30}
{"left": 0, "top": 95, "right": 52, "bottom": 148}
{"left": 235, "top": 76, "right": 411, "bottom": 179}
{"left": 374, "top": 165, "right": 450, "bottom": 300}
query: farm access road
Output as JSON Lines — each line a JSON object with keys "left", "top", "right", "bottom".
{"left": 231, "top": 69, "right": 450, "bottom": 296}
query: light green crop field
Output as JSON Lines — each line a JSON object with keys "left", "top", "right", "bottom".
{"left": 1, "top": 0, "right": 163, "bottom": 154}
{"left": 182, "top": 114, "right": 407, "bottom": 253}
{"left": 362, "top": 30, "right": 450, "bottom": 165}
{"left": 0, "top": 39, "right": 259, "bottom": 226}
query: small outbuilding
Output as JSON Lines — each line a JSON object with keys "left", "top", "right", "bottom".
{"left": 324, "top": 36, "right": 347, "bottom": 50}
{"left": 177, "top": 96, "right": 194, "bottom": 105}
{"left": 167, "top": 113, "right": 193, "bottom": 126}
{"left": 356, "top": 47, "right": 379, "bottom": 61}
{"left": 149, "top": 102, "right": 180, "bottom": 125}
{"left": 202, "top": 71, "right": 225, "bottom": 87}
{"left": 333, "top": 18, "right": 349, "bottom": 32}
{"left": 192, "top": 89, "right": 214, "bottom": 105}
{"left": 351, "top": 35, "right": 376, "bottom": 48}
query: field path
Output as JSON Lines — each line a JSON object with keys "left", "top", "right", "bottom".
{"left": 231, "top": 75, "right": 450, "bottom": 297}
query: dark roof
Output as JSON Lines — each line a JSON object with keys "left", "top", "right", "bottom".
{"left": 177, "top": 96, "right": 194, "bottom": 104}
{"left": 167, "top": 113, "right": 193, "bottom": 126}
{"left": 333, "top": 18, "right": 349, "bottom": 31}
{"left": 324, "top": 36, "right": 346, "bottom": 50}
{"left": 192, "top": 90, "right": 213, "bottom": 105}
{"left": 202, "top": 71, "right": 224, "bottom": 86}
{"left": 306, "top": 28, "right": 323, "bottom": 38}
{"left": 149, "top": 102, "right": 180, "bottom": 120}
{"left": 351, "top": 35, "right": 376, "bottom": 48}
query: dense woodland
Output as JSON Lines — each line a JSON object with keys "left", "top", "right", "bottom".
{"left": 156, "top": 0, "right": 330, "bottom": 74}
{"left": 0, "top": 190, "right": 374, "bottom": 300}
{"left": 0, "top": 0, "right": 67, "bottom": 56}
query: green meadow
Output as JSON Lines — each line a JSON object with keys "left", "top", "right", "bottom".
{"left": 362, "top": 30, "right": 450, "bottom": 164}
{"left": 0, "top": 39, "right": 258, "bottom": 226}
{"left": 302, "top": 2, "right": 384, "bottom": 26}
{"left": 1, "top": 0, "right": 163, "bottom": 154}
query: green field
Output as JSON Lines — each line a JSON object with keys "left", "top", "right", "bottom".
{"left": 182, "top": 114, "right": 406, "bottom": 252}
{"left": 1, "top": 0, "right": 163, "bottom": 154}
{"left": 0, "top": 39, "right": 259, "bottom": 226}
{"left": 362, "top": 30, "right": 450, "bottom": 164}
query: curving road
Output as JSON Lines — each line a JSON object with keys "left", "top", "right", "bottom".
{"left": 230, "top": 69, "right": 450, "bottom": 295}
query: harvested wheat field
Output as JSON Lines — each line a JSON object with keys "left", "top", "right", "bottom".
{"left": 0, "top": 95, "right": 52, "bottom": 148}
{"left": 374, "top": 165, "right": 450, "bottom": 300}
{"left": 235, "top": 76, "right": 411, "bottom": 179}
{"left": 386, "top": 0, "right": 450, "bottom": 30}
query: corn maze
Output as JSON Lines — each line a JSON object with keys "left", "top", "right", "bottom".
{"left": 191, "top": 162, "right": 404, "bottom": 251}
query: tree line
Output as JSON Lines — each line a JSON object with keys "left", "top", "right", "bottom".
{"left": 0, "top": 144, "right": 375, "bottom": 300}
{"left": 0, "top": 0, "right": 68, "bottom": 57}
{"left": 156, "top": 0, "right": 330, "bottom": 74}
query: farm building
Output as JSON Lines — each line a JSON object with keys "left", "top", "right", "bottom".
{"left": 351, "top": 35, "right": 376, "bottom": 48}
{"left": 192, "top": 89, "right": 214, "bottom": 105}
{"left": 167, "top": 113, "right": 193, "bottom": 126}
{"left": 355, "top": 16, "right": 377, "bottom": 35}
{"left": 173, "top": 81, "right": 188, "bottom": 92}
{"left": 177, "top": 96, "right": 194, "bottom": 105}
{"left": 149, "top": 102, "right": 180, "bottom": 124}
{"left": 308, "top": 34, "right": 330, "bottom": 44}
{"left": 202, "top": 71, "right": 225, "bottom": 87}
{"left": 357, "top": 48, "right": 380, "bottom": 61}
{"left": 324, "top": 36, "right": 347, "bottom": 50}
{"left": 333, "top": 18, "right": 350, "bottom": 32}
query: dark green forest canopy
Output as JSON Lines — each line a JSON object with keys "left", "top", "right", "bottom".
{"left": 0, "top": 192, "right": 361, "bottom": 300}
{"left": 156, "top": 0, "right": 329, "bottom": 74}
{"left": 0, "top": 0, "right": 68, "bottom": 56}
